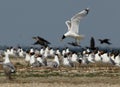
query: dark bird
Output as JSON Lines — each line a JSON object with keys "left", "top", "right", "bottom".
{"left": 90, "top": 37, "right": 97, "bottom": 50}
{"left": 98, "top": 39, "right": 112, "bottom": 45}
{"left": 67, "top": 42, "right": 81, "bottom": 47}
{"left": 85, "top": 37, "right": 97, "bottom": 50}
{"left": 32, "top": 36, "right": 51, "bottom": 47}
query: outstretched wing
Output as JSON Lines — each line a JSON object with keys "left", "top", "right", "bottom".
{"left": 71, "top": 8, "right": 89, "bottom": 34}
{"left": 37, "top": 36, "right": 51, "bottom": 44}
{"left": 71, "top": 8, "right": 89, "bottom": 21}
{"left": 65, "top": 21, "right": 71, "bottom": 31}
{"left": 104, "top": 39, "right": 110, "bottom": 41}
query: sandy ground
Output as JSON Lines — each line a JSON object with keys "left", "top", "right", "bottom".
{"left": 0, "top": 83, "right": 120, "bottom": 87}
{"left": 0, "top": 76, "right": 120, "bottom": 87}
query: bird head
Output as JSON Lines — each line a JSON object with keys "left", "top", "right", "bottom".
{"left": 85, "top": 8, "right": 90, "bottom": 14}
{"left": 60, "top": 35, "right": 66, "bottom": 41}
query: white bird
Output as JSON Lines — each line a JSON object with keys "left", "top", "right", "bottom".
{"left": 62, "top": 49, "right": 66, "bottom": 56}
{"left": 65, "top": 47, "right": 70, "bottom": 54}
{"left": 52, "top": 54, "right": 60, "bottom": 68}
{"left": 94, "top": 52, "right": 102, "bottom": 62}
{"left": 49, "top": 48, "right": 55, "bottom": 57}
{"left": 56, "top": 48, "right": 61, "bottom": 56}
{"left": 61, "top": 8, "right": 90, "bottom": 44}
{"left": 101, "top": 52, "right": 115, "bottom": 65}
{"left": 114, "top": 54, "right": 120, "bottom": 66}
{"left": 18, "top": 48, "right": 25, "bottom": 57}
{"left": 25, "top": 51, "right": 31, "bottom": 62}
{"left": 63, "top": 54, "right": 74, "bottom": 67}
{"left": 30, "top": 53, "right": 36, "bottom": 65}
{"left": 36, "top": 54, "right": 47, "bottom": 66}
{"left": 30, "top": 53, "right": 42, "bottom": 67}
{"left": 71, "top": 52, "right": 78, "bottom": 62}
{"left": 101, "top": 53, "right": 110, "bottom": 63}
{"left": 87, "top": 52, "right": 95, "bottom": 63}
{"left": 3, "top": 52, "right": 16, "bottom": 80}
{"left": 40, "top": 47, "right": 45, "bottom": 55}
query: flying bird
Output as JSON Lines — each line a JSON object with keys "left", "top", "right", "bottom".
{"left": 61, "top": 8, "right": 90, "bottom": 45}
{"left": 98, "top": 39, "right": 112, "bottom": 45}
{"left": 32, "top": 36, "right": 51, "bottom": 47}
{"left": 68, "top": 42, "right": 81, "bottom": 47}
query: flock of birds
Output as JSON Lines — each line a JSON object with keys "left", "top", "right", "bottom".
{"left": 0, "top": 8, "right": 114, "bottom": 80}
{"left": 0, "top": 45, "right": 120, "bottom": 80}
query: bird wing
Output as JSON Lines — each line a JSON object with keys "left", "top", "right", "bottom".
{"left": 37, "top": 36, "right": 51, "bottom": 44}
{"left": 70, "top": 8, "right": 89, "bottom": 34}
{"left": 104, "top": 39, "right": 110, "bottom": 41}
{"left": 33, "top": 41, "right": 40, "bottom": 45}
{"left": 65, "top": 21, "right": 71, "bottom": 31}
{"left": 4, "top": 63, "right": 15, "bottom": 72}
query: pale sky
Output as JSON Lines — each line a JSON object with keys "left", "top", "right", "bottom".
{"left": 0, "top": 0, "right": 120, "bottom": 48}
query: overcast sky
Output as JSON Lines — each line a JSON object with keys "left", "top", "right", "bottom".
{"left": 0, "top": 0, "right": 120, "bottom": 48}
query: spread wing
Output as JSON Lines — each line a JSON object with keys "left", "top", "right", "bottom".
{"left": 37, "top": 36, "right": 51, "bottom": 44}
{"left": 70, "top": 8, "right": 89, "bottom": 34}
{"left": 104, "top": 39, "right": 110, "bottom": 41}
{"left": 65, "top": 21, "right": 71, "bottom": 31}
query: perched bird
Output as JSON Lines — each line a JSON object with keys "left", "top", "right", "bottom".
{"left": 32, "top": 36, "right": 51, "bottom": 47}
{"left": 88, "top": 37, "right": 97, "bottom": 50}
{"left": 30, "top": 52, "right": 41, "bottom": 67}
{"left": 61, "top": 8, "right": 90, "bottom": 45}
{"left": 90, "top": 37, "right": 95, "bottom": 50}
{"left": 63, "top": 54, "right": 74, "bottom": 67}
{"left": 52, "top": 54, "right": 60, "bottom": 68}
{"left": 3, "top": 52, "right": 16, "bottom": 80}
{"left": 98, "top": 39, "right": 111, "bottom": 45}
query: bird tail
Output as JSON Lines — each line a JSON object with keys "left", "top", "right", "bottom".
{"left": 79, "top": 34, "right": 84, "bottom": 39}
{"left": 75, "top": 34, "right": 84, "bottom": 45}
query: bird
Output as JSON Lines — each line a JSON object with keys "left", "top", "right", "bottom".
{"left": 98, "top": 39, "right": 112, "bottom": 45}
{"left": 90, "top": 37, "right": 95, "bottom": 50}
{"left": 52, "top": 54, "right": 60, "bottom": 68}
{"left": 30, "top": 52, "right": 42, "bottom": 67}
{"left": 87, "top": 37, "right": 97, "bottom": 50}
{"left": 2, "top": 52, "right": 16, "bottom": 80}
{"left": 62, "top": 53, "right": 74, "bottom": 67}
{"left": 68, "top": 42, "right": 81, "bottom": 47}
{"left": 61, "top": 8, "right": 90, "bottom": 45}
{"left": 32, "top": 36, "right": 51, "bottom": 47}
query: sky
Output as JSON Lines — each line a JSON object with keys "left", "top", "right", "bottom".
{"left": 0, "top": 0, "right": 120, "bottom": 48}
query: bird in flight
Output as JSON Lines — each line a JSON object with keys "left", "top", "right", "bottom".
{"left": 32, "top": 36, "right": 51, "bottom": 47}
{"left": 98, "top": 39, "right": 112, "bottom": 45}
{"left": 61, "top": 8, "right": 90, "bottom": 45}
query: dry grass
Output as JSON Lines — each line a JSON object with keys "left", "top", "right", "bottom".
{"left": 0, "top": 83, "right": 120, "bottom": 87}
{"left": 0, "top": 57, "right": 120, "bottom": 87}
{"left": 0, "top": 76, "right": 120, "bottom": 87}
